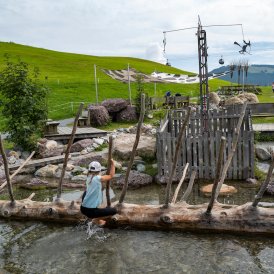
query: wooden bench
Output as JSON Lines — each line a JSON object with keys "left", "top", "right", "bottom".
{"left": 44, "top": 121, "right": 60, "bottom": 135}
{"left": 77, "top": 117, "right": 89, "bottom": 127}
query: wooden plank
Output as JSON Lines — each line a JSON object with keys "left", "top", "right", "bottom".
{"left": 243, "top": 131, "right": 249, "bottom": 178}
{"left": 203, "top": 132, "right": 209, "bottom": 179}
{"left": 192, "top": 135, "right": 198, "bottom": 174}
{"left": 198, "top": 134, "right": 203, "bottom": 178}
{"left": 209, "top": 131, "right": 215, "bottom": 179}
{"left": 237, "top": 130, "right": 243, "bottom": 179}
{"left": 227, "top": 135, "right": 232, "bottom": 179}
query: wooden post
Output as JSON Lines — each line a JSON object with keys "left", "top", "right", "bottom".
{"left": 119, "top": 94, "right": 145, "bottom": 204}
{"left": 252, "top": 153, "right": 274, "bottom": 207}
{"left": 171, "top": 163, "right": 189, "bottom": 204}
{"left": 214, "top": 102, "right": 247, "bottom": 201}
{"left": 106, "top": 135, "right": 113, "bottom": 207}
{"left": 0, "top": 150, "right": 35, "bottom": 192}
{"left": 56, "top": 103, "right": 84, "bottom": 200}
{"left": 181, "top": 169, "right": 197, "bottom": 202}
{"left": 0, "top": 136, "right": 15, "bottom": 203}
{"left": 164, "top": 107, "right": 192, "bottom": 208}
{"left": 206, "top": 136, "right": 226, "bottom": 214}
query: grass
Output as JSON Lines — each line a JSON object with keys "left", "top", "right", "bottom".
{"left": 0, "top": 42, "right": 227, "bottom": 122}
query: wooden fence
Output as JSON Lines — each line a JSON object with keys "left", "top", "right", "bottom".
{"left": 156, "top": 106, "right": 255, "bottom": 181}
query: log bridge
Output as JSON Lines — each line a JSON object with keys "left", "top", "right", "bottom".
{"left": 1, "top": 101, "right": 274, "bottom": 236}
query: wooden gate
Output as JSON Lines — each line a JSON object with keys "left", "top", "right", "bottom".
{"left": 156, "top": 106, "right": 255, "bottom": 181}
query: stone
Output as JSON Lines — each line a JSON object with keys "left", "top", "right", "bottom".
{"left": 237, "top": 92, "right": 259, "bottom": 104}
{"left": 256, "top": 147, "right": 271, "bottom": 161}
{"left": 246, "top": 178, "right": 259, "bottom": 185}
{"left": 113, "top": 133, "right": 156, "bottom": 160}
{"left": 114, "top": 170, "right": 153, "bottom": 189}
{"left": 147, "top": 113, "right": 153, "bottom": 119}
{"left": 35, "top": 164, "right": 59, "bottom": 178}
{"left": 209, "top": 92, "right": 220, "bottom": 106}
{"left": 266, "top": 183, "right": 274, "bottom": 195}
{"left": 71, "top": 175, "right": 87, "bottom": 181}
{"left": 38, "top": 146, "right": 64, "bottom": 158}
{"left": 101, "top": 98, "right": 128, "bottom": 113}
{"left": 136, "top": 163, "right": 146, "bottom": 172}
{"left": 200, "top": 183, "right": 238, "bottom": 196}
{"left": 8, "top": 151, "right": 20, "bottom": 159}
{"left": 71, "top": 166, "right": 85, "bottom": 176}
{"left": 45, "top": 140, "right": 58, "bottom": 150}
{"left": 80, "top": 149, "right": 89, "bottom": 155}
{"left": 93, "top": 138, "right": 104, "bottom": 146}
{"left": 71, "top": 152, "right": 105, "bottom": 167}
{"left": 88, "top": 105, "right": 110, "bottom": 126}
{"left": 224, "top": 97, "right": 244, "bottom": 105}
{"left": 55, "top": 170, "right": 72, "bottom": 179}
{"left": 8, "top": 156, "right": 17, "bottom": 165}
{"left": 70, "top": 139, "right": 93, "bottom": 153}
{"left": 21, "top": 151, "right": 31, "bottom": 160}
{"left": 116, "top": 105, "right": 138, "bottom": 122}
{"left": 27, "top": 178, "right": 49, "bottom": 186}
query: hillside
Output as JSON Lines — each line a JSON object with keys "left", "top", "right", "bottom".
{"left": 0, "top": 42, "right": 228, "bottom": 120}
{"left": 210, "top": 65, "right": 274, "bottom": 86}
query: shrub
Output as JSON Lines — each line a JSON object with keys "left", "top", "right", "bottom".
{"left": 0, "top": 59, "right": 49, "bottom": 151}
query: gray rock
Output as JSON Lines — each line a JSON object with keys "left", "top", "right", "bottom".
{"left": 113, "top": 133, "right": 156, "bottom": 160}
{"left": 266, "top": 183, "right": 274, "bottom": 195}
{"left": 101, "top": 98, "right": 128, "bottom": 113}
{"left": 93, "top": 138, "right": 105, "bottom": 146}
{"left": 45, "top": 140, "right": 58, "bottom": 150}
{"left": 71, "top": 166, "right": 85, "bottom": 176}
{"left": 136, "top": 164, "right": 146, "bottom": 172}
{"left": 256, "top": 146, "right": 271, "bottom": 161}
{"left": 55, "top": 170, "right": 72, "bottom": 179}
{"left": 88, "top": 105, "right": 110, "bottom": 126}
{"left": 114, "top": 170, "right": 153, "bottom": 189}
{"left": 21, "top": 151, "right": 31, "bottom": 160}
{"left": 246, "top": 178, "right": 259, "bottom": 185}
{"left": 35, "top": 164, "right": 59, "bottom": 178}
{"left": 71, "top": 175, "right": 87, "bottom": 181}
{"left": 116, "top": 105, "right": 138, "bottom": 122}
{"left": 71, "top": 139, "right": 93, "bottom": 153}
{"left": 8, "top": 156, "right": 17, "bottom": 165}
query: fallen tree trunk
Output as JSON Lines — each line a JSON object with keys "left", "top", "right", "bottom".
{"left": 1, "top": 199, "right": 274, "bottom": 235}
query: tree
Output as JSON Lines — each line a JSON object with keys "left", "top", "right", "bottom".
{"left": 0, "top": 59, "right": 49, "bottom": 151}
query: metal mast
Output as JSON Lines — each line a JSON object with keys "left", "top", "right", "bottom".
{"left": 197, "top": 16, "right": 209, "bottom": 130}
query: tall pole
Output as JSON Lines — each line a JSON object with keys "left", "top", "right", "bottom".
{"left": 197, "top": 16, "right": 209, "bottom": 131}
{"left": 94, "top": 64, "right": 98, "bottom": 105}
{"left": 128, "top": 63, "right": 132, "bottom": 105}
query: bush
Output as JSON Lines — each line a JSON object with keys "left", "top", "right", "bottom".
{"left": 0, "top": 59, "right": 49, "bottom": 151}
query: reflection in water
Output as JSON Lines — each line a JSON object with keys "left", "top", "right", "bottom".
{"left": 1, "top": 183, "right": 274, "bottom": 273}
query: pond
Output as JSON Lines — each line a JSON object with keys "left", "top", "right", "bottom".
{"left": 1, "top": 181, "right": 274, "bottom": 274}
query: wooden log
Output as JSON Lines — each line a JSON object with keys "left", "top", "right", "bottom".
{"left": 252, "top": 153, "right": 274, "bottom": 207}
{"left": 0, "top": 151, "right": 35, "bottom": 192}
{"left": 119, "top": 94, "right": 145, "bottom": 204}
{"left": 1, "top": 199, "right": 274, "bottom": 235}
{"left": 106, "top": 135, "right": 113, "bottom": 207}
{"left": 171, "top": 163, "right": 189, "bottom": 204}
{"left": 215, "top": 102, "right": 247, "bottom": 199}
{"left": 164, "top": 107, "right": 192, "bottom": 207}
{"left": 206, "top": 137, "right": 226, "bottom": 214}
{"left": 181, "top": 169, "right": 197, "bottom": 202}
{"left": 57, "top": 103, "right": 84, "bottom": 199}
{"left": 0, "top": 136, "right": 15, "bottom": 203}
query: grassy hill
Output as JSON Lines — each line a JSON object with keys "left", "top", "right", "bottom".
{"left": 0, "top": 42, "right": 229, "bottom": 120}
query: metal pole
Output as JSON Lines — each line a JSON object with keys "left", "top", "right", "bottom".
{"left": 128, "top": 63, "right": 132, "bottom": 105}
{"left": 94, "top": 64, "right": 98, "bottom": 105}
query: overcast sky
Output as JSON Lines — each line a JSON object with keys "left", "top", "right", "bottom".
{"left": 1, "top": 0, "right": 274, "bottom": 73}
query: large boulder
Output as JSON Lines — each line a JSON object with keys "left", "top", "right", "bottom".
{"left": 35, "top": 164, "right": 59, "bottom": 178}
{"left": 101, "top": 98, "right": 128, "bottom": 113}
{"left": 209, "top": 92, "right": 220, "bottom": 106}
{"left": 37, "top": 139, "right": 64, "bottom": 158}
{"left": 113, "top": 133, "right": 156, "bottom": 160}
{"left": 70, "top": 139, "right": 94, "bottom": 153}
{"left": 200, "top": 183, "right": 237, "bottom": 196}
{"left": 255, "top": 146, "right": 272, "bottom": 161}
{"left": 114, "top": 170, "right": 153, "bottom": 189}
{"left": 224, "top": 97, "right": 244, "bottom": 105}
{"left": 116, "top": 105, "right": 138, "bottom": 122}
{"left": 71, "top": 150, "right": 108, "bottom": 167}
{"left": 237, "top": 92, "right": 259, "bottom": 104}
{"left": 88, "top": 105, "right": 110, "bottom": 126}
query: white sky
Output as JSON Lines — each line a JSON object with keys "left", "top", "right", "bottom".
{"left": 1, "top": 0, "right": 274, "bottom": 73}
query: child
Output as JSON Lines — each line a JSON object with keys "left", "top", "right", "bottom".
{"left": 80, "top": 159, "right": 117, "bottom": 226}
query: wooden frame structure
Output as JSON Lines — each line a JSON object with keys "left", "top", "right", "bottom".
{"left": 156, "top": 105, "right": 255, "bottom": 181}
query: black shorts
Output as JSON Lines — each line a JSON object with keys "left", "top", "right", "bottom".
{"left": 80, "top": 205, "right": 117, "bottom": 219}
{"left": 80, "top": 190, "right": 117, "bottom": 218}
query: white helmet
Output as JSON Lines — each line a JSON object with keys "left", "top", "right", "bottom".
{"left": 88, "top": 161, "right": 102, "bottom": 172}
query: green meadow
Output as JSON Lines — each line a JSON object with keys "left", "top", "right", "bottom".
{"left": 0, "top": 42, "right": 273, "bottom": 124}
{"left": 0, "top": 42, "right": 229, "bottom": 120}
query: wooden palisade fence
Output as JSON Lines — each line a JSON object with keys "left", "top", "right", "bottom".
{"left": 156, "top": 105, "right": 255, "bottom": 181}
